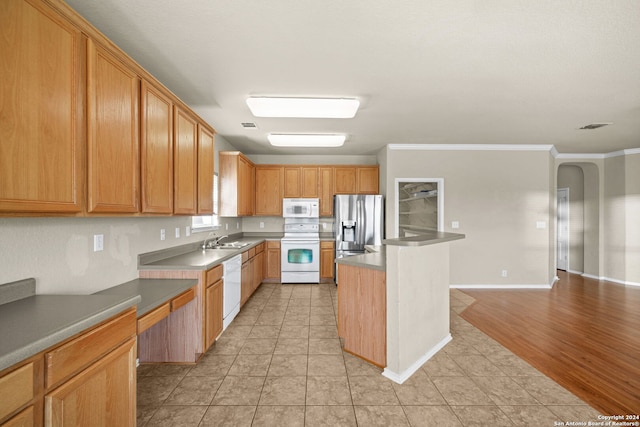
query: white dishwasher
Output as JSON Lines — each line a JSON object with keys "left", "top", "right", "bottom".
{"left": 222, "top": 254, "right": 242, "bottom": 330}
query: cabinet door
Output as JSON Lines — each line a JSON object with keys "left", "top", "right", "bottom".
{"left": 333, "top": 167, "right": 356, "bottom": 194}
{"left": 197, "top": 125, "right": 215, "bottom": 214}
{"left": 253, "top": 251, "right": 264, "bottom": 292}
{"left": 45, "top": 338, "right": 136, "bottom": 427}
{"left": 283, "top": 167, "right": 301, "bottom": 198}
{"left": 205, "top": 279, "right": 223, "bottom": 350}
{"left": 301, "top": 167, "right": 319, "bottom": 198}
{"left": 241, "top": 261, "right": 252, "bottom": 306}
{"left": 2, "top": 406, "right": 34, "bottom": 427}
{"left": 87, "top": 39, "right": 140, "bottom": 213}
{"left": 255, "top": 166, "right": 283, "bottom": 216}
{"left": 264, "top": 242, "right": 281, "bottom": 280}
{"left": 356, "top": 167, "right": 379, "bottom": 194}
{"left": 319, "top": 167, "right": 334, "bottom": 216}
{"left": 320, "top": 241, "right": 335, "bottom": 279}
{"left": 238, "top": 156, "right": 254, "bottom": 216}
{"left": 173, "top": 106, "right": 198, "bottom": 215}
{"left": 0, "top": 0, "right": 83, "bottom": 213}
{"left": 140, "top": 80, "right": 173, "bottom": 213}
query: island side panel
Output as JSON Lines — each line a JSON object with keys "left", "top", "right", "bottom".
{"left": 138, "top": 270, "right": 203, "bottom": 363}
{"left": 386, "top": 243, "right": 451, "bottom": 376}
{"left": 337, "top": 264, "right": 386, "bottom": 367}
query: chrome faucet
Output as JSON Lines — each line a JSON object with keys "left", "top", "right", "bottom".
{"left": 201, "top": 234, "right": 229, "bottom": 249}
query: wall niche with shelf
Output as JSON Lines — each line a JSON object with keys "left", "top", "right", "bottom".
{"left": 395, "top": 179, "right": 443, "bottom": 237}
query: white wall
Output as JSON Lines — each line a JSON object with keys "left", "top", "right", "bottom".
{"left": 384, "top": 146, "right": 555, "bottom": 287}
{"left": 624, "top": 153, "right": 640, "bottom": 284}
{"left": 0, "top": 135, "right": 238, "bottom": 294}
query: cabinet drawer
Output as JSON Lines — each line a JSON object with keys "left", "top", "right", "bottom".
{"left": 320, "top": 241, "right": 334, "bottom": 249}
{"left": 45, "top": 308, "right": 136, "bottom": 389}
{"left": 255, "top": 242, "right": 265, "bottom": 254}
{"left": 0, "top": 363, "right": 33, "bottom": 421}
{"left": 248, "top": 247, "right": 256, "bottom": 258}
{"left": 206, "top": 265, "right": 223, "bottom": 286}
{"left": 2, "top": 406, "right": 34, "bottom": 427}
{"left": 137, "top": 302, "right": 170, "bottom": 334}
{"left": 241, "top": 251, "right": 249, "bottom": 263}
{"left": 171, "top": 287, "right": 195, "bottom": 312}
{"left": 267, "top": 240, "right": 280, "bottom": 249}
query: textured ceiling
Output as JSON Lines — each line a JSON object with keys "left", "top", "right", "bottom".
{"left": 65, "top": 0, "right": 640, "bottom": 155}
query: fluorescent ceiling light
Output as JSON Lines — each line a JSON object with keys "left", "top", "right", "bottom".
{"left": 246, "top": 97, "right": 359, "bottom": 118}
{"left": 268, "top": 134, "right": 346, "bottom": 147}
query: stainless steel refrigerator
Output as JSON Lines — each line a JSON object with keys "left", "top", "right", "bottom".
{"left": 334, "top": 194, "right": 384, "bottom": 281}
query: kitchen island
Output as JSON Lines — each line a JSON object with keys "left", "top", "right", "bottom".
{"left": 336, "top": 231, "right": 464, "bottom": 384}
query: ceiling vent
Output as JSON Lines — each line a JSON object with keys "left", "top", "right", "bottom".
{"left": 579, "top": 122, "right": 612, "bottom": 130}
{"left": 241, "top": 122, "right": 258, "bottom": 129}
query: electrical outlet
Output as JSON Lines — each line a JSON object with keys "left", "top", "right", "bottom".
{"left": 93, "top": 234, "right": 104, "bottom": 252}
{"left": 451, "top": 221, "right": 460, "bottom": 229}
{"left": 259, "top": 221, "right": 265, "bottom": 229}
{"left": 322, "top": 223, "right": 327, "bottom": 230}
{"left": 536, "top": 221, "right": 546, "bottom": 229}
{"left": 160, "top": 228, "right": 166, "bottom": 241}
{"left": 225, "top": 223, "right": 229, "bottom": 230}
{"left": 501, "top": 270, "right": 508, "bottom": 277}
{"left": 236, "top": 222, "right": 240, "bottom": 229}
{"left": 175, "top": 227, "right": 180, "bottom": 238}
{"left": 185, "top": 226, "right": 191, "bottom": 237}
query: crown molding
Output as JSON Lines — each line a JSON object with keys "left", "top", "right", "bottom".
{"left": 387, "top": 144, "right": 554, "bottom": 152}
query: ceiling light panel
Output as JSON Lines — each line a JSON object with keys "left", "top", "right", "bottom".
{"left": 268, "top": 134, "right": 346, "bottom": 147}
{"left": 246, "top": 97, "right": 360, "bottom": 118}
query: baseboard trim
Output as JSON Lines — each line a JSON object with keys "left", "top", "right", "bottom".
{"left": 580, "top": 273, "right": 640, "bottom": 287}
{"left": 382, "top": 334, "right": 452, "bottom": 384}
{"left": 451, "top": 283, "right": 553, "bottom": 289}
{"left": 567, "top": 269, "right": 583, "bottom": 275}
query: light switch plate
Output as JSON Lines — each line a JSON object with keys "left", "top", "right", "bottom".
{"left": 175, "top": 227, "right": 180, "bottom": 238}
{"left": 93, "top": 234, "right": 104, "bottom": 252}
{"left": 536, "top": 221, "right": 546, "bottom": 229}
{"left": 160, "top": 229, "right": 166, "bottom": 241}
{"left": 259, "top": 221, "right": 265, "bottom": 229}
{"left": 185, "top": 226, "right": 191, "bottom": 237}
{"left": 451, "top": 221, "right": 460, "bottom": 229}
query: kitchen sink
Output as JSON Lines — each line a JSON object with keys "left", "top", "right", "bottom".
{"left": 210, "top": 242, "right": 250, "bottom": 249}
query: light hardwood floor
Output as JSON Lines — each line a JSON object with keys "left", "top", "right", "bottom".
{"left": 460, "top": 270, "right": 640, "bottom": 416}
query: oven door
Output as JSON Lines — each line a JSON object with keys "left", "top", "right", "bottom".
{"left": 281, "top": 239, "right": 320, "bottom": 272}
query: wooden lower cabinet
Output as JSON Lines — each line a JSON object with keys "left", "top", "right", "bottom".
{"left": 264, "top": 241, "right": 281, "bottom": 282}
{"left": 205, "top": 279, "right": 223, "bottom": 350}
{"left": 337, "top": 264, "right": 386, "bottom": 367}
{"left": 2, "top": 406, "right": 35, "bottom": 427}
{"left": 0, "top": 308, "right": 137, "bottom": 427}
{"left": 240, "top": 258, "right": 252, "bottom": 307}
{"left": 320, "top": 241, "right": 335, "bottom": 281}
{"left": 45, "top": 338, "right": 136, "bottom": 427}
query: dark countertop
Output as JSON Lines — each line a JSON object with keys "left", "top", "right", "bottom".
{"left": 138, "top": 237, "right": 266, "bottom": 271}
{"left": 94, "top": 278, "right": 198, "bottom": 317}
{"left": 0, "top": 293, "right": 140, "bottom": 372}
{"left": 383, "top": 231, "right": 465, "bottom": 246}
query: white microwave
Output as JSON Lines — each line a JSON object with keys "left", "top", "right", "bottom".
{"left": 283, "top": 198, "right": 319, "bottom": 218}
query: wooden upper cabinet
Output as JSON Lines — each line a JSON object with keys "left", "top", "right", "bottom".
{"left": 239, "top": 156, "right": 254, "bottom": 216}
{"left": 173, "top": 106, "right": 198, "bottom": 215}
{"left": 140, "top": 80, "right": 173, "bottom": 214}
{"left": 283, "top": 167, "right": 319, "bottom": 198}
{"left": 87, "top": 39, "right": 140, "bottom": 213}
{"left": 283, "top": 167, "right": 301, "bottom": 198}
{"left": 0, "top": 0, "right": 83, "bottom": 213}
{"left": 255, "top": 166, "right": 283, "bottom": 216}
{"left": 197, "top": 125, "right": 215, "bottom": 214}
{"left": 356, "top": 166, "right": 379, "bottom": 194}
{"left": 319, "top": 167, "right": 334, "bottom": 216}
{"left": 219, "top": 151, "right": 254, "bottom": 217}
{"left": 333, "top": 167, "right": 357, "bottom": 194}
{"left": 301, "top": 167, "right": 319, "bottom": 197}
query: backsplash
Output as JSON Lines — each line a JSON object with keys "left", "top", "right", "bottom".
{"left": 241, "top": 217, "right": 334, "bottom": 233}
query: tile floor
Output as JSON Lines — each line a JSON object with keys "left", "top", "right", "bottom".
{"left": 137, "top": 283, "right": 602, "bottom": 426}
